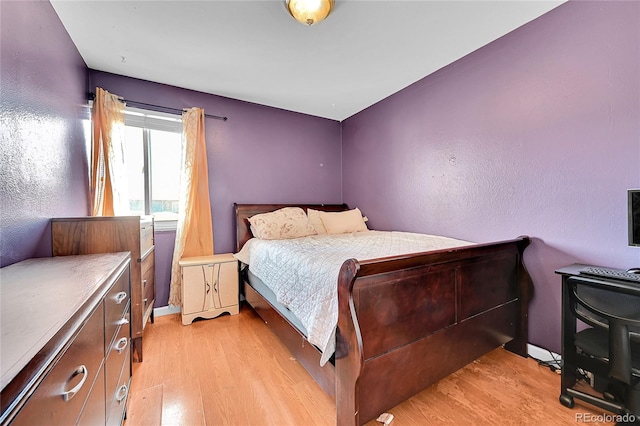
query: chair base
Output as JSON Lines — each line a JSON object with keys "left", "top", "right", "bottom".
{"left": 559, "top": 393, "right": 575, "bottom": 409}
{"left": 563, "top": 388, "right": 626, "bottom": 414}
{"left": 561, "top": 387, "right": 640, "bottom": 425}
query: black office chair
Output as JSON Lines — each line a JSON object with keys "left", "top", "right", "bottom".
{"left": 560, "top": 276, "right": 640, "bottom": 422}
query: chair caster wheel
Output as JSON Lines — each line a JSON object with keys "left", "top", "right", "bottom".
{"left": 559, "top": 394, "right": 575, "bottom": 408}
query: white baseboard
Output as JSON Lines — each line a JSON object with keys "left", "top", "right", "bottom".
{"left": 153, "top": 305, "right": 181, "bottom": 317}
{"left": 527, "top": 343, "right": 561, "bottom": 363}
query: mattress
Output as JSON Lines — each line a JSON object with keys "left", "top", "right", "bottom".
{"left": 235, "top": 230, "right": 474, "bottom": 365}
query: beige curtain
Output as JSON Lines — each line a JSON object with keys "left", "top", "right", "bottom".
{"left": 168, "top": 107, "right": 214, "bottom": 306}
{"left": 90, "top": 87, "right": 128, "bottom": 216}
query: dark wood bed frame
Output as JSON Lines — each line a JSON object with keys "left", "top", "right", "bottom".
{"left": 234, "top": 203, "right": 533, "bottom": 426}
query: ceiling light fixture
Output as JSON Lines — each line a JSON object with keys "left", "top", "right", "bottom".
{"left": 285, "top": 0, "right": 334, "bottom": 26}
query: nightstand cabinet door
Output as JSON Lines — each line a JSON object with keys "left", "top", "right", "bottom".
{"left": 179, "top": 254, "right": 239, "bottom": 325}
{"left": 215, "top": 261, "right": 239, "bottom": 308}
{"left": 182, "top": 264, "right": 213, "bottom": 315}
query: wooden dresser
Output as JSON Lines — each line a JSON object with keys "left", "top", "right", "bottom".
{"left": 52, "top": 216, "right": 156, "bottom": 362}
{"left": 0, "top": 253, "right": 131, "bottom": 425}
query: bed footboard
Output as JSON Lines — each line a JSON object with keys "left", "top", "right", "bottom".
{"left": 335, "top": 237, "right": 532, "bottom": 426}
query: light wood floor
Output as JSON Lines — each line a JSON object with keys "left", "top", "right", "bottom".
{"left": 125, "top": 305, "right": 613, "bottom": 425}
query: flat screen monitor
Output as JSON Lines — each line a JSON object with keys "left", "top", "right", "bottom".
{"left": 629, "top": 189, "right": 640, "bottom": 247}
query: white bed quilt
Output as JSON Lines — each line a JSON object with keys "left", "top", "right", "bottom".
{"left": 234, "top": 230, "right": 473, "bottom": 366}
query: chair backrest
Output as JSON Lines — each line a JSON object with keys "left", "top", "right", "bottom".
{"left": 567, "top": 276, "right": 640, "bottom": 384}
{"left": 568, "top": 277, "right": 640, "bottom": 329}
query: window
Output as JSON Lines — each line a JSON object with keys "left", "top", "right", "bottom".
{"left": 124, "top": 107, "right": 182, "bottom": 231}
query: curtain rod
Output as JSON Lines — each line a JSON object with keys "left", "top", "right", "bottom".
{"left": 88, "top": 92, "right": 228, "bottom": 121}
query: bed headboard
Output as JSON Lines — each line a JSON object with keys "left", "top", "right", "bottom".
{"left": 234, "top": 203, "right": 349, "bottom": 253}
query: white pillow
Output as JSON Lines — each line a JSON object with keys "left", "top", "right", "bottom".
{"left": 307, "top": 208, "right": 328, "bottom": 234}
{"left": 318, "top": 208, "right": 368, "bottom": 234}
{"left": 248, "top": 207, "right": 316, "bottom": 240}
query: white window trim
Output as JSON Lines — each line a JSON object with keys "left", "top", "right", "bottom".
{"left": 124, "top": 107, "right": 182, "bottom": 132}
{"left": 154, "top": 219, "right": 178, "bottom": 232}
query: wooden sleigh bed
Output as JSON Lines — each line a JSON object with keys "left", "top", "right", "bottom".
{"left": 234, "top": 203, "right": 533, "bottom": 426}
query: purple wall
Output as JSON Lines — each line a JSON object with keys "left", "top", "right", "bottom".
{"left": 153, "top": 230, "right": 177, "bottom": 308}
{"left": 342, "top": 1, "right": 640, "bottom": 354}
{"left": 0, "top": 1, "right": 90, "bottom": 267}
{"left": 89, "top": 71, "right": 343, "bottom": 306}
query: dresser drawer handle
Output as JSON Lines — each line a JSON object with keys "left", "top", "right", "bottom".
{"left": 115, "top": 337, "right": 128, "bottom": 354}
{"left": 115, "top": 291, "right": 128, "bottom": 304}
{"left": 61, "top": 365, "right": 88, "bottom": 402}
{"left": 143, "top": 279, "right": 147, "bottom": 287}
{"left": 116, "top": 384, "right": 129, "bottom": 403}
{"left": 117, "top": 317, "right": 129, "bottom": 326}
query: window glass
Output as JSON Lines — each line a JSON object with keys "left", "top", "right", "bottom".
{"left": 150, "top": 129, "right": 181, "bottom": 221}
{"left": 120, "top": 107, "right": 182, "bottom": 229}
{"left": 125, "top": 126, "right": 145, "bottom": 216}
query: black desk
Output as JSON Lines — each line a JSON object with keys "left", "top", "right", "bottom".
{"left": 556, "top": 263, "right": 640, "bottom": 414}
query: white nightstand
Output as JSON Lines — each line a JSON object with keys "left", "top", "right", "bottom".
{"left": 179, "top": 253, "right": 239, "bottom": 325}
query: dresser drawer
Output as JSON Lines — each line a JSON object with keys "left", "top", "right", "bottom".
{"left": 105, "top": 265, "right": 130, "bottom": 351}
{"left": 140, "top": 217, "right": 154, "bottom": 256}
{"left": 12, "top": 304, "right": 104, "bottom": 426}
{"left": 106, "top": 344, "right": 131, "bottom": 426}
{"left": 76, "top": 361, "right": 105, "bottom": 426}
{"left": 141, "top": 250, "right": 154, "bottom": 278}
{"left": 105, "top": 313, "right": 130, "bottom": 415}
{"left": 142, "top": 255, "right": 155, "bottom": 313}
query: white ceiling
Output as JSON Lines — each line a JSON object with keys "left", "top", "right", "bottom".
{"left": 51, "top": 0, "right": 565, "bottom": 121}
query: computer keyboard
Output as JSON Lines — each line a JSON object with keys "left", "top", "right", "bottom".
{"left": 579, "top": 266, "right": 640, "bottom": 282}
